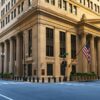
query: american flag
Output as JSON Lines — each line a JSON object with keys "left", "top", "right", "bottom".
{"left": 82, "top": 44, "right": 91, "bottom": 63}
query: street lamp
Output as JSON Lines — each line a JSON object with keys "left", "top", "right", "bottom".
{"left": 1, "top": 52, "right": 5, "bottom": 79}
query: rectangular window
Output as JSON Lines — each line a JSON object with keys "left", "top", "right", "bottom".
{"left": 28, "top": 0, "right": 32, "bottom": 6}
{"left": 87, "top": 0, "right": 90, "bottom": 8}
{"left": 60, "top": 64, "right": 65, "bottom": 75}
{"left": 11, "top": 11, "right": 13, "bottom": 20}
{"left": 90, "top": 1, "right": 93, "bottom": 9}
{"left": 63, "top": 0, "right": 67, "bottom": 10}
{"left": 8, "top": 15, "right": 10, "bottom": 23}
{"left": 6, "top": 17, "right": 8, "bottom": 24}
{"left": 8, "top": 2, "right": 10, "bottom": 10}
{"left": 73, "top": 6, "right": 77, "bottom": 15}
{"left": 58, "top": 0, "right": 62, "bottom": 8}
{"left": 14, "top": 9, "right": 16, "bottom": 18}
{"left": 69, "top": 3, "right": 73, "bottom": 13}
{"left": 71, "top": 35, "right": 76, "bottom": 59}
{"left": 28, "top": 64, "right": 32, "bottom": 76}
{"left": 46, "top": 27, "right": 54, "bottom": 57}
{"left": 18, "top": 5, "right": 20, "bottom": 14}
{"left": 45, "top": 0, "right": 49, "bottom": 3}
{"left": 60, "top": 31, "right": 66, "bottom": 57}
{"left": 47, "top": 64, "right": 53, "bottom": 76}
{"left": 21, "top": 2, "right": 24, "bottom": 12}
{"left": 51, "top": 0, "right": 55, "bottom": 5}
{"left": 28, "top": 29, "right": 32, "bottom": 57}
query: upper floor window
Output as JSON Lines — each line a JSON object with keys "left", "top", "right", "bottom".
{"left": 73, "top": 6, "right": 77, "bottom": 15}
{"left": 58, "top": 0, "right": 62, "bottom": 8}
{"left": 51, "top": 0, "right": 55, "bottom": 5}
{"left": 21, "top": 2, "right": 24, "bottom": 12}
{"left": 69, "top": 3, "right": 73, "bottom": 13}
{"left": 28, "top": 29, "right": 32, "bottom": 57}
{"left": 63, "top": 0, "right": 67, "bottom": 10}
{"left": 18, "top": 5, "right": 20, "bottom": 14}
{"left": 46, "top": 27, "right": 54, "bottom": 57}
{"left": 45, "top": 0, "right": 49, "bottom": 3}
{"left": 1, "top": 0, "right": 5, "bottom": 6}
{"left": 28, "top": 0, "right": 32, "bottom": 6}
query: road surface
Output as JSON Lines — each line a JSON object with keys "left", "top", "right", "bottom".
{"left": 0, "top": 80, "right": 100, "bottom": 100}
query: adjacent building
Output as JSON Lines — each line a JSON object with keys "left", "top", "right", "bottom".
{"left": 0, "top": 0, "right": 100, "bottom": 79}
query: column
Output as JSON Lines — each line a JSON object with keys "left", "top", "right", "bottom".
{"left": 0, "top": 44, "right": 2, "bottom": 73}
{"left": 54, "top": 28, "right": 60, "bottom": 77}
{"left": 82, "top": 33, "right": 88, "bottom": 73}
{"left": 9, "top": 38, "right": 14, "bottom": 73}
{"left": 90, "top": 35, "right": 95, "bottom": 73}
{"left": 65, "top": 32, "right": 71, "bottom": 81}
{"left": 77, "top": 34, "right": 83, "bottom": 72}
{"left": 37, "top": 24, "right": 46, "bottom": 77}
{"left": 4, "top": 41, "right": 8, "bottom": 73}
{"left": 66, "top": 32, "right": 71, "bottom": 69}
{"left": 16, "top": 35, "right": 21, "bottom": 76}
{"left": 97, "top": 38, "right": 100, "bottom": 76}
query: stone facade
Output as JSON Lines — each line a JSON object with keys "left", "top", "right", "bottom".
{"left": 0, "top": 0, "right": 100, "bottom": 79}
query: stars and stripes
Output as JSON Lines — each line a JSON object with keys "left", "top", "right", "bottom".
{"left": 82, "top": 43, "right": 91, "bottom": 63}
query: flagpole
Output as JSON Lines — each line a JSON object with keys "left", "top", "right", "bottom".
{"left": 66, "top": 36, "right": 90, "bottom": 81}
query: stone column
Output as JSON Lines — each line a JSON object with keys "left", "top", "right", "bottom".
{"left": 0, "top": 44, "right": 2, "bottom": 73}
{"left": 4, "top": 41, "right": 8, "bottom": 73}
{"left": 82, "top": 33, "right": 88, "bottom": 73}
{"left": 37, "top": 24, "right": 46, "bottom": 77}
{"left": 16, "top": 35, "right": 21, "bottom": 76}
{"left": 54, "top": 28, "right": 60, "bottom": 77}
{"left": 90, "top": 35, "right": 95, "bottom": 73}
{"left": 9, "top": 38, "right": 14, "bottom": 73}
{"left": 97, "top": 38, "right": 100, "bottom": 76}
{"left": 66, "top": 32, "right": 71, "bottom": 69}
{"left": 77, "top": 34, "right": 83, "bottom": 72}
{"left": 65, "top": 32, "right": 71, "bottom": 81}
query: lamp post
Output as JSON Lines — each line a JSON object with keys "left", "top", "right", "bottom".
{"left": 1, "top": 52, "right": 5, "bottom": 79}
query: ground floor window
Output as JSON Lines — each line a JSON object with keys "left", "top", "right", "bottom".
{"left": 47, "top": 64, "right": 53, "bottom": 76}
{"left": 60, "top": 63, "right": 66, "bottom": 76}
{"left": 28, "top": 64, "right": 32, "bottom": 76}
{"left": 72, "top": 65, "right": 76, "bottom": 73}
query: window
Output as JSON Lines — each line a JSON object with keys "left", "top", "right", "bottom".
{"left": 87, "top": 0, "right": 90, "bottom": 8}
{"left": 5, "top": 17, "right": 7, "bottom": 24}
{"left": 46, "top": 27, "right": 54, "bottom": 57}
{"left": 94, "top": 4, "right": 97, "bottom": 12}
{"left": 21, "top": 2, "right": 24, "bottom": 12}
{"left": 69, "top": 3, "right": 73, "bottom": 13}
{"left": 71, "top": 35, "right": 76, "bottom": 59}
{"left": 8, "top": 15, "right": 10, "bottom": 23}
{"left": 41, "top": 69, "right": 45, "bottom": 75}
{"left": 97, "top": 6, "right": 100, "bottom": 13}
{"left": 73, "top": 6, "right": 77, "bottom": 15}
{"left": 14, "top": 9, "right": 16, "bottom": 18}
{"left": 28, "top": 29, "right": 32, "bottom": 57}
{"left": 63, "top": 0, "right": 67, "bottom": 10}
{"left": 58, "top": 0, "right": 62, "bottom": 8}
{"left": 11, "top": 11, "right": 13, "bottom": 20}
{"left": 60, "top": 63, "right": 65, "bottom": 75}
{"left": 28, "top": 64, "right": 32, "bottom": 76}
{"left": 18, "top": 5, "right": 20, "bottom": 14}
{"left": 45, "top": 0, "right": 49, "bottom": 3}
{"left": 47, "top": 64, "right": 53, "bottom": 76}
{"left": 51, "top": 0, "right": 55, "bottom": 5}
{"left": 90, "top": 1, "right": 93, "bottom": 9}
{"left": 28, "top": 0, "right": 32, "bottom": 6}
{"left": 8, "top": 2, "right": 10, "bottom": 10}
{"left": 6, "top": 5, "right": 8, "bottom": 12}
{"left": 60, "top": 31, "right": 66, "bottom": 57}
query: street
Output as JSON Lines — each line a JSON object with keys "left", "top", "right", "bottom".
{"left": 0, "top": 80, "right": 100, "bottom": 100}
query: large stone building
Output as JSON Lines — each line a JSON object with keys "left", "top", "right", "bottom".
{"left": 0, "top": 0, "right": 100, "bottom": 79}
